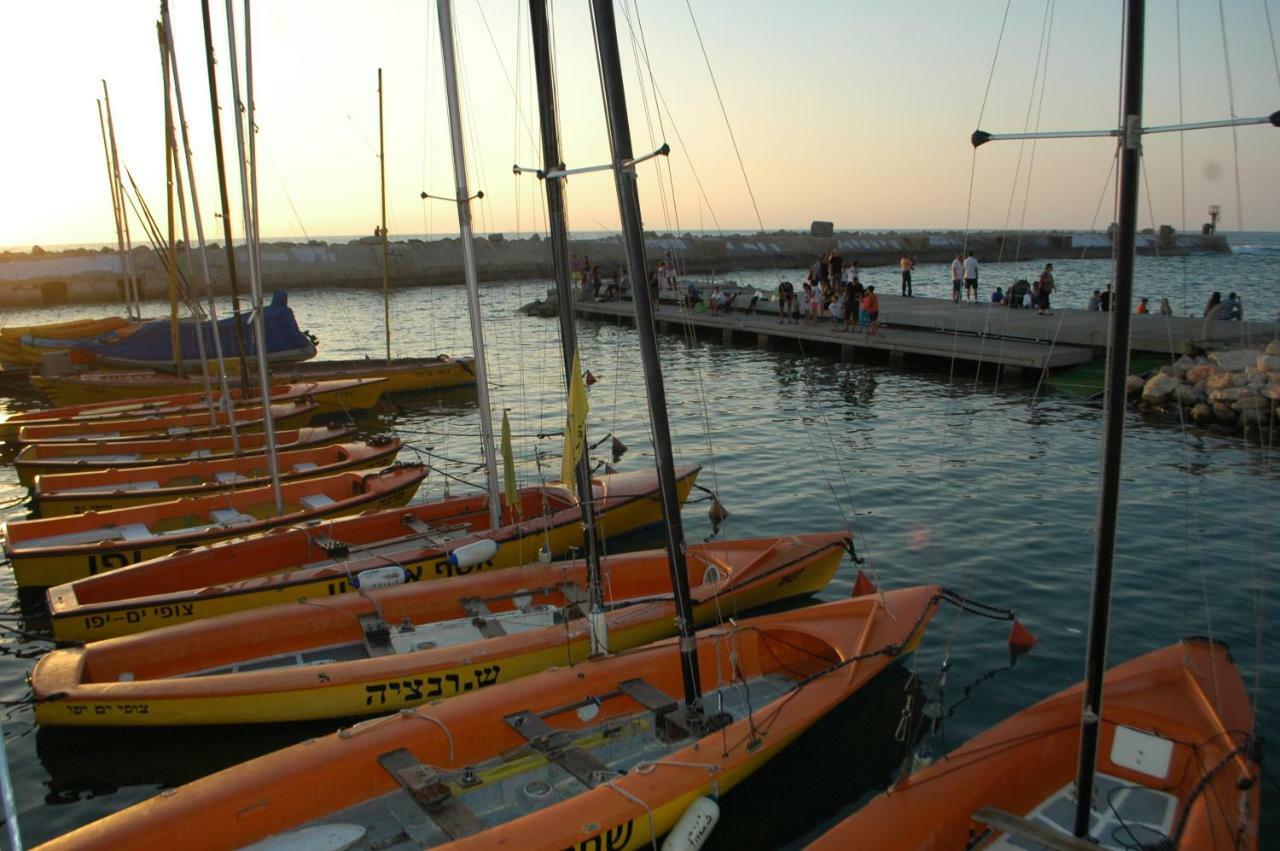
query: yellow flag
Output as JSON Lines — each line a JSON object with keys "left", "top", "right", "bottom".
{"left": 501, "top": 410, "right": 520, "bottom": 519}
{"left": 561, "top": 350, "right": 590, "bottom": 494}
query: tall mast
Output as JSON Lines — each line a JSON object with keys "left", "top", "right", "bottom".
{"left": 436, "top": 0, "right": 503, "bottom": 530}
{"left": 528, "top": 0, "right": 606, "bottom": 655}
{"left": 225, "top": 0, "right": 284, "bottom": 515}
{"left": 378, "top": 68, "right": 392, "bottom": 365}
{"left": 102, "top": 82, "right": 140, "bottom": 320}
{"left": 164, "top": 0, "right": 241, "bottom": 454}
{"left": 96, "top": 99, "right": 134, "bottom": 322}
{"left": 589, "top": 0, "right": 700, "bottom": 707}
{"left": 1073, "top": 0, "right": 1144, "bottom": 836}
{"left": 200, "top": 0, "right": 252, "bottom": 395}
{"left": 159, "top": 22, "right": 184, "bottom": 377}
{"left": 159, "top": 7, "right": 218, "bottom": 431}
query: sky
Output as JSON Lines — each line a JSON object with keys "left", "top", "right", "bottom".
{"left": 1, "top": 0, "right": 1278, "bottom": 251}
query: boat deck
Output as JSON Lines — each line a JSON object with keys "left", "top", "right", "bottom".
{"left": 269, "top": 674, "right": 796, "bottom": 851}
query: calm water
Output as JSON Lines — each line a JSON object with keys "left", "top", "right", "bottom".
{"left": 1, "top": 236, "right": 1278, "bottom": 847}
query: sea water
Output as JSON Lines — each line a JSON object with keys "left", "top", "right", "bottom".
{"left": 0, "top": 233, "right": 1276, "bottom": 847}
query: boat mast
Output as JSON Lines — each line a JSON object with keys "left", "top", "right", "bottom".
{"left": 200, "top": 0, "right": 252, "bottom": 396}
{"left": 225, "top": 0, "right": 284, "bottom": 515}
{"left": 159, "top": 22, "right": 184, "bottom": 377}
{"left": 529, "top": 0, "right": 606, "bottom": 655}
{"left": 589, "top": 0, "right": 701, "bottom": 708}
{"left": 378, "top": 68, "right": 392, "bottom": 365}
{"left": 436, "top": 0, "right": 503, "bottom": 530}
{"left": 1073, "top": 0, "right": 1144, "bottom": 836}
{"left": 96, "top": 98, "right": 135, "bottom": 322}
{"left": 101, "top": 82, "right": 140, "bottom": 321}
{"left": 163, "top": 0, "right": 241, "bottom": 454}
{"left": 159, "top": 10, "right": 218, "bottom": 431}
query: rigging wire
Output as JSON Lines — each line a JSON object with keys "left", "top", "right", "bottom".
{"left": 1214, "top": 0, "right": 1246, "bottom": 231}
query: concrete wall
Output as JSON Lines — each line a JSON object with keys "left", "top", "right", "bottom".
{"left": 0, "top": 229, "right": 1230, "bottom": 308}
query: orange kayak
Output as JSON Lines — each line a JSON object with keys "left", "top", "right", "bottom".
{"left": 31, "top": 437, "right": 403, "bottom": 517}
{"left": 47, "top": 465, "right": 697, "bottom": 641}
{"left": 0, "top": 380, "right": 346, "bottom": 439}
{"left": 808, "top": 639, "right": 1259, "bottom": 850}
{"left": 3, "top": 464, "right": 426, "bottom": 588}
{"left": 13, "top": 423, "right": 354, "bottom": 488}
{"left": 32, "top": 532, "right": 847, "bottom": 726}
{"left": 34, "top": 584, "right": 943, "bottom": 849}
{"left": 15, "top": 399, "right": 319, "bottom": 445}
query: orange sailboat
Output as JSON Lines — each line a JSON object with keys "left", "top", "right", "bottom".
{"left": 3, "top": 464, "right": 426, "bottom": 588}
{"left": 30, "top": 437, "right": 403, "bottom": 517}
{"left": 32, "top": 532, "right": 849, "bottom": 726}
{"left": 46, "top": 465, "right": 697, "bottom": 641}
{"left": 808, "top": 640, "right": 1259, "bottom": 850}
{"left": 34, "top": 585, "right": 947, "bottom": 849}
{"left": 14, "top": 399, "right": 318, "bottom": 444}
{"left": 0, "top": 377, "right": 382, "bottom": 439}
{"left": 13, "top": 423, "right": 354, "bottom": 488}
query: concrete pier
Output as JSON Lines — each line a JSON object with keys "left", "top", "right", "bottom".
{"left": 565, "top": 291, "right": 1280, "bottom": 375}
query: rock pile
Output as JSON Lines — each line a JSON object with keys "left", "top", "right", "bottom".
{"left": 1130, "top": 342, "right": 1280, "bottom": 432}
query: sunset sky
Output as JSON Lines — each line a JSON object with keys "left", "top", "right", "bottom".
{"left": 2, "top": 0, "right": 1278, "bottom": 251}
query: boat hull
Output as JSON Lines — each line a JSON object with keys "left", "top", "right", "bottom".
{"left": 30, "top": 357, "right": 475, "bottom": 405}
{"left": 31, "top": 439, "right": 403, "bottom": 517}
{"left": 13, "top": 424, "right": 354, "bottom": 488}
{"left": 48, "top": 466, "right": 698, "bottom": 641}
{"left": 4, "top": 466, "right": 426, "bottom": 588}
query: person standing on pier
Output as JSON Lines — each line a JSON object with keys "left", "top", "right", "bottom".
{"left": 778, "top": 280, "right": 797, "bottom": 324}
{"left": 1036, "top": 263, "right": 1054, "bottom": 316}
{"left": 900, "top": 252, "right": 914, "bottom": 297}
{"left": 950, "top": 254, "right": 963, "bottom": 303}
{"left": 1158, "top": 297, "right": 1172, "bottom": 316}
{"left": 830, "top": 250, "right": 844, "bottom": 294}
{"left": 863, "top": 286, "right": 880, "bottom": 335}
{"left": 962, "top": 252, "right": 979, "bottom": 303}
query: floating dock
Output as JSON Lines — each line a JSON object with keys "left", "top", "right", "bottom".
{"left": 570, "top": 292, "right": 1279, "bottom": 377}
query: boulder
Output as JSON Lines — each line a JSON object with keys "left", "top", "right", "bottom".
{"left": 1174, "top": 384, "right": 1204, "bottom": 406}
{"left": 1184, "top": 364, "right": 1217, "bottom": 384}
{"left": 1209, "top": 387, "right": 1253, "bottom": 403}
{"left": 1204, "top": 370, "right": 1237, "bottom": 391}
{"left": 1141, "top": 373, "right": 1180, "bottom": 403}
{"left": 1264, "top": 384, "right": 1280, "bottom": 401}
{"left": 1231, "top": 396, "right": 1270, "bottom": 414}
{"left": 1171, "top": 354, "right": 1196, "bottom": 377}
{"left": 1258, "top": 354, "right": 1280, "bottom": 374}
{"left": 1125, "top": 375, "right": 1145, "bottom": 397}
{"left": 1210, "top": 349, "right": 1265, "bottom": 372}
{"left": 1267, "top": 341, "right": 1280, "bottom": 356}
{"left": 1189, "top": 402, "right": 1214, "bottom": 424}
{"left": 1212, "top": 402, "right": 1237, "bottom": 424}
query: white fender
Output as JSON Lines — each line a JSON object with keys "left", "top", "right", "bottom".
{"left": 352, "top": 566, "right": 408, "bottom": 589}
{"left": 448, "top": 538, "right": 499, "bottom": 568}
{"left": 660, "top": 796, "right": 719, "bottom": 851}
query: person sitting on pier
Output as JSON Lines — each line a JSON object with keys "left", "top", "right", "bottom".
{"left": 777, "top": 280, "right": 797, "bottom": 324}
{"left": 1136, "top": 297, "right": 1149, "bottom": 314}
{"left": 1222, "top": 292, "right": 1243, "bottom": 321}
{"left": 1100, "top": 286, "right": 1113, "bottom": 312}
{"left": 863, "top": 286, "right": 880, "bottom": 336}
{"left": 1088, "top": 290, "right": 1102, "bottom": 311}
{"left": 1203, "top": 291, "right": 1222, "bottom": 318}
{"left": 708, "top": 285, "right": 723, "bottom": 316}
{"left": 991, "top": 286, "right": 1005, "bottom": 305}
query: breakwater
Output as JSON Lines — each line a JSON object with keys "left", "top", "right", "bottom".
{"left": 0, "top": 228, "right": 1229, "bottom": 308}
